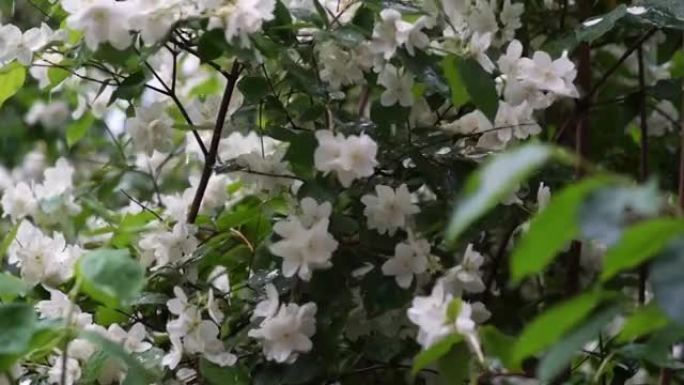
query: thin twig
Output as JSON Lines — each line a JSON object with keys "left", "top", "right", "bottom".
{"left": 187, "top": 60, "right": 241, "bottom": 224}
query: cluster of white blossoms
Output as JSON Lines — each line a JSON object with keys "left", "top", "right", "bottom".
{"left": 314, "top": 130, "right": 378, "bottom": 187}
{"left": 8, "top": 221, "right": 82, "bottom": 286}
{"left": 163, "top": 286, "right": 237, "bottom": 371}
{"left": 125, "top": 102, "right": 175, "bottom": 156}
{"left": 0, "top": 0, "right": 643, "bottom": 380}
{"left": 0, "top": 22, "right": 62, "bottom": 65}
{"left": 1, "top": 157, "right": 79, "bottom": 225}
{"left": 248, "top": 284, "right": 317, "bottom": 363}
{"left": 269, "top": 198, "right": 338, "bottom": 281}
{"left": 362, "top": 184, "right": 420, "bottom": 236}
{"left": 138, "top": 222, "right": 199, "bottom": 269}
{"left": 35, "top": 287, "right": 153, "bottom": 385}
{"left": 61, "top": 0, "right": 276, "bottom": 49}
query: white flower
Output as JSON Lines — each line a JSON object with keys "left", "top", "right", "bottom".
{"left": 208, "top": 0, "right": 276, "bottom": 47}
{"left": 8, "top": 221, "right": 81, "bottom": 286}
{"left": 361, "top": 184, "right": 420, "bottom": 235}
{"left": 138, "top": 223, "right": 199, "bottom": 268}
{"left": 47, "top": 354, "right": 81, "bottom": 385}
{"left": 299, "top": 197, "right": 332, "bottom": 228}
{"left": 518, "top": 51, "right": 578, "bottom": 97}
{"left": 406, "top": 281, "right": 454, "bottom": 348}
{"left": 0, "top": 24, "right": 22, "bottom": 63}
{"left": 382, "top": 235, "right": 430, "bottom": 288}
{"left": 36, "top": 286, "right": 93, "bottom": 327}
{"left": 33, "top": 157, "right": 76, "bottom": 201}
{"left": 378, "top": 64, "right": 414, "bottom": 107}
{"left": 370, "top": 9, "right": 412, "bottom": 60}
{"left": 65, "top": 0, "right": 133, "bottom": 51}
{"left": 404, "top": 17, "right": 430, "bottom": 56}
{"left": 468, "top": 32, "right": 495, "bottom": 73}
{"left": 441, "top": 110, "right": 493, "bottom": 135}
{"left": 500, "top": 0, "right": 524, "bottom": 43}
{"left": 25, "top": 101, "right": 70, "bottom": 130}
{"left": 497, "top": 40, "right": 523, "bottom": 76}
{"left": 248, "top": 302, "right": 317, "bottom": 363}
{"left": 537, "top": 182, "right": 551, "bottom": 211}
{"left": 126, "top": 102, "right": 175, "bottom": 155}
{"left": 442, "top": 244, "right": 486, "bottom": 294}
{"left": 1, "top": 182, "right": 37, "bottom": 221}
{"left": 235, "top": 149, "right": 294, "bottom": 193}
{"left": 127, "top": 0, "right": 181, "bottom": 45}
{"left": 407, "top": 281, "right": 483, "bottom": 359}
{"left": 478, "top": 101, "right": 540, "bottom": 149}
{"left": 252, "top": 283, "right": 280, "bottom": 321}
{"left": 186, "top": 92, "right": 244, "bottom": 129}
{"left": 269, "top": 216, "right": 338, "bottom": 281}
{"left": 316, "top": 40, "right": 368, "bottom": 90}
{"left": 107, "top": 323, "right": 152, "bottom": 353}
{"left": 313, "top": 130, "right": 378, "bottom": 187}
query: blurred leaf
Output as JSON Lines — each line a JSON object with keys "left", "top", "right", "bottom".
{"left": 0, "top": 303, "right": 43, "bottom": 371}
{"left": 0, "top": 62, "right": 26, "bottom": 110}
{"left": 0, "top": 273, "right": 28, "bottom": 302}
{"left": 511, "top": 176, "right": 615, "bottom": 283}
{"left": 77, "top": 249, "right": 145, "bottom": 307}
{"left": 47, "top": 65, "right": 70, "bottom": 88}
{"left": 480, "top": 326, "right": 519, "bottom": 371}
{"left": 651, "top": 238, "right": 684, "bottom": 324}
{"left": 578, "top": 181, "right": 661, "bottom": 246}
{"left": 200, "top": 358, "right": 250, "bottom": 385}
{"left": 81, "top": 332, "right": 157, "bottom": 385}
{"left": 412, "top": 333, "right": 463, "bottom": 375}
{"left": 447, "top": 144, "right": 554, "bottom": 243}
{"left": 66, "top": 113, "right": 95, "bottom": 147}
{"left": 601, "top": 218, "right": 684, "bottom": 281}
{"left": 617, "top": 304, "right": 670, "bottom": 342}
{"left": 437, "top": 343, "right": 470, "bottom": 385}
{"left": 537, "top": 307, "right": 619, "bottom": 381}
{"left": 442, "top": 55, "right": 470, "bottom": 108}
{"left": 512, "top": 290, "right": 603, "bottom": 365}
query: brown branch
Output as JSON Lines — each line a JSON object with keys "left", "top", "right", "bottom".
{"left": 637, "top": 45, "right": 650, "bottom": 305}
{"left": 186, "top": 60, "right": 241, "bottom": 224}
{"left": 141, "top": 58, "right": 209, "bottom": 158}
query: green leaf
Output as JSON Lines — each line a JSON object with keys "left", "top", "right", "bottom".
{"left": 600, "top": 218, "right": 684, "bottom": 281}
{"left": 0, "top": 273, "right": 28, "bottom": 302}
{"left": 238, "top": 76, "right": 269, "bottom": 101}
{"left": 651, "top": 238, "right": 684, "bottom": 324}
{"left": 77, "top": 249, "right": 145, "bottom": 307}
{"left": 0, "top": 62, "right": 26, "bottom": 110}
{"left": 480, "top": 326, "right": 519, "bottom": 371}
{"left": 0, "top": 222, "right": 19, "bottom": 265}
{"left": 617, "top": 304, "right": 670, "bottom": 342}
{"left": 512, "top": 290, "right": 603, "bottom": 365}
{"left": 441, "top": 55, "right": 469, "bottom": 108}
{"left": 537, "top": 307, "right": 619, "bottom": 381}
{"left": 412, "top": 333, "right": 463, "bottom": 375}
{"left": 66, "top": 113, "right": 95, "bottom": 147}
{"left": 511, "top": 176, "right": 615, "bottom": 283}
{"left": 446, "top": 144, "right": 554, "bottom": 243}
{"left": 671, "top": 50, "right": 684, "bottom": 79}
{"left": 0, "top": 303, "right": 56, "bottom": 371}
{"left": 437, "top": 343, "right": 470, "bottom": 385}
{"left": 200, "top": 358, "right": 250, "bottom": 385}
{"left": 47, "top": 66, "right": 70, "bottom": 88}
{"left": 81, "top": 331, "right": 157, "bottom": 385}
{"left": 452, "top": 57, "right": 498, "bottom": 120}
{"left": 578, "top": 181, "right": 661, "bottom": 246}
